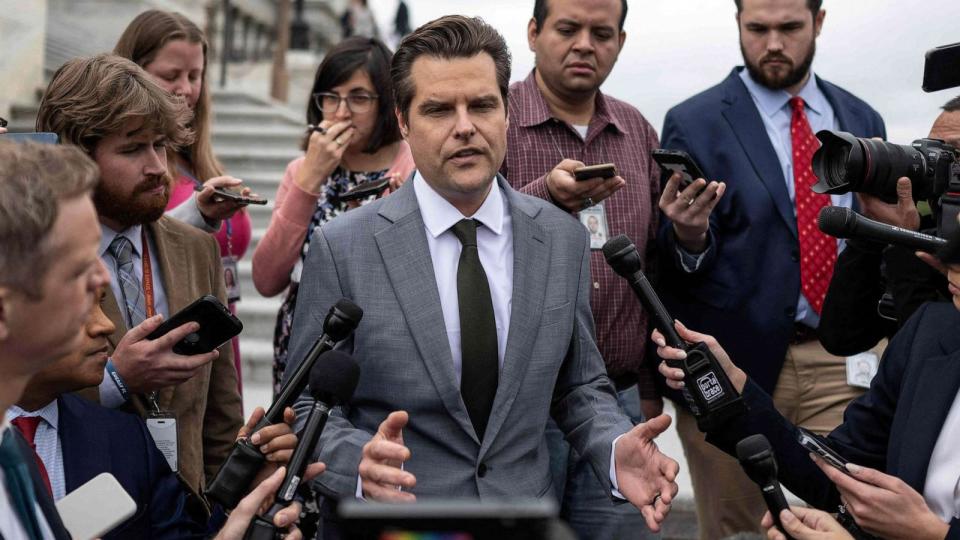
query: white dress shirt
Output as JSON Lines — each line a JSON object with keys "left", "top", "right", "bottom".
{"left": 413, "top": 172, "right": 513, "bottom": 379}
{"left": 923, "top": 388, "right": 960, "bottom": 522}
{"left": 0, "top": 422, "right": 57, "bottom": 540}
{"left": 98, "top": 223, "right": 170, "bottom": 407}
{"left": 6, "top": 402, "right": 65, "bottom": 500}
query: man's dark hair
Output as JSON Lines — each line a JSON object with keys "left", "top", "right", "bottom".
{"left": 304, "top": 36, "right": 401, "bottom": 153}
{"left": 734, "top": 0, "right": 823, "bottom": 16}
{"left": 942, "top": 95, "right": 960, "bottom": 113}
{"left": 391, "top": 15, "right": 511, "bottom": 121}
{"left": 532, "top": 0, "right": 628, "bottom": 32}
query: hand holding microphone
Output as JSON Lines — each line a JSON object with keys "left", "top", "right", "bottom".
{"left": 206, "top": 299, "right": 362, "bottom": 509}
{"left": 737, "top": 435, "right": 794, "bottom": 540}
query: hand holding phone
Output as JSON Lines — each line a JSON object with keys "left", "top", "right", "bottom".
{"left": 652, "top": 149, "right": 707, "bottom": 189}
{"left": 573, "top": 163, "right": 618, "bottom": 181}
{"left": 145, "top": 295, "right": 242, "bottom": 355}
{"left": 797, "top": 427, "right": 851, "bottom": 475}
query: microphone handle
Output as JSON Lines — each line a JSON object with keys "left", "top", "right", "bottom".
{"left": 850, "top": 214, "right": 947, "bottom": 252}
{"left": 626, "top": 270, "right": 685, "bottom": 349}
{"left": 762, "top": 482, "right": 795, "bottom": 540}
{"left": 275, "top": 399, "right": 330, "bottom": 506}
{"left": 255, "top": 334, "right": 334, "bottom": 432}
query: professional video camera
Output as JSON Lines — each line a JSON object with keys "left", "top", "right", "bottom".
{"left": 811, "top": 42, "right": 960, "bottom": 240}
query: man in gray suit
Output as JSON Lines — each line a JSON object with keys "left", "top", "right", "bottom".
{"left": 285, "top": 15, "right": 679, "bottom": 531}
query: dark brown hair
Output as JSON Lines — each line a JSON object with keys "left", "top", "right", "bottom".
{"left": 391, "top": 15, "right": 511, "bottom": 121}
{"left": 304, "top": 36, "right": 401, "bottom": 153}
{"left": 533, "top": 0, "right": 628, "bottom": 31}
{"left": 734, "top": 0, "right": 823, "bottom": 16}
{"left": 114, "top": 10, "right": 222, "bottom": 181}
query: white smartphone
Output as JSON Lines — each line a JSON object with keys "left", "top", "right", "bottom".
{"left": 55, "top": 473, "right": 137, "bottom": 540}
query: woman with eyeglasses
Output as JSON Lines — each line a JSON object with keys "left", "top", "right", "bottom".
{"left": 252, "top": 36, "right": 414, "bottom": 395}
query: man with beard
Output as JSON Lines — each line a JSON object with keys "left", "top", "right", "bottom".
{"left": 656, "top": 1, "right": 885, "bottom": 538}
{"left": 34, "top": 54, "right": 243, "bottom": 515}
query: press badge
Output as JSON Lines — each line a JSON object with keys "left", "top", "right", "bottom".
{"left": 222, "top": 256, "right": 241, "bottom": 303}
{"left": 845, "top": 352, "right": 879, "bottom": 389}
{"left": 580, "top": 203, "right": 609, "bottom": 250}
{"left": 146, "top": 413, "right": 179, "bottom": 472}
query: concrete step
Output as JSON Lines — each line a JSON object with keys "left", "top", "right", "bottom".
{"left": 217, "top": 146, "right": 300, "bottom": 175}
{"left": 235, "top": 296, "right": 283, "bottom": 343}
{"left": 238, "top": 338, "right": 275, "bottom": 387}
{"left": 245, "top": 201, "right": 275, "bottom": 231}
{"left": 211, "top": 90, "right": 272, "bottom": 108}
{"left": 212, "top": 125, "right": 305, "bottom": 151}
{"left": 213, "top": 105, "right": 302, "bottom": 128}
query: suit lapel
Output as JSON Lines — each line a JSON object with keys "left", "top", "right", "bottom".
{"left": 148, "top": 218, "right": 190, "bottom": 411}
{"left": 58, "top": 395, "right": 110, "bottom": 493}
{"left": 480, "top": 180, "right": 548, "bottom": 455}
{"left": 720, "top": 70, "right": 798, "bottom": 238}
{"left": 894, "top": 333, "right": 960, "bottom": 491}
{"left": 374, "top": 183, "right": 479, "bottom": 443}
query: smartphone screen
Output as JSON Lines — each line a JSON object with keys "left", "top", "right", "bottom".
{"left": 923, "top": 42, "right": 960, "bottom": 93}
{"left": 797, "top": 428, "right": 851, "bottom": 474}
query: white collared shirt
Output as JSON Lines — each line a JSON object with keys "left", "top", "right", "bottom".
{"left": 924, "top": 388, "right": 960, "bottom": 522}
{"left": 98, "top": 223, "right": 170, "bottom": 407}
{"left": 6, "top": 402, "right": 65, "bottom": 500}
{"left": 412, "top": 172, "right": 513, "bottom": 382}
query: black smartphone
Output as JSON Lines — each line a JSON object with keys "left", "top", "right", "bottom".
{"left": 922, "top": 42, "right": 960, "bottom": 93}
{"left": 145, "top": 295, "right": 242, "bottom": 355}
{"left": 192, "top": 184, "right": 267, "bottom": 205}
{"left": 0, "top": 132, "right": 59, "bottom": 145}
{"left": 340, "top": 178, "right": 391, "bottom": 202}
{"left": 797, "top": 427, "right": 851, "bottom": 475}
{"left": 573, "top": 163, "right": 618, "bottom": 181}
{"left": 652, "top": 149, "right": 707, "bottom": 189}
{"left": 0, "top": 117, "right": 7, "bottom": 128}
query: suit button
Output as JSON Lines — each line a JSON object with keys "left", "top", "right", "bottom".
{"left": 791, "top": 250, "right": 799, "bottom": 262}
{"left": 785, "top": 306, "right": 796, "bottom": 318}
{"left": 477, "top": 463, "right": 488, "bottom": 478}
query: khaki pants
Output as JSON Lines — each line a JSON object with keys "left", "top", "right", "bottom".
{"left": 676, "top": 339, "right": 886, "bottom": 540}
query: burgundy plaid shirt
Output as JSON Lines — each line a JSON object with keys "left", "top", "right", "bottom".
{"left": 502, "top": 71, "right": 662, "bottom": 399}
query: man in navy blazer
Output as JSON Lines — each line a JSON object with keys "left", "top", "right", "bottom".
{"left": 8, "top": 288, "right": 201, "bottom": 539}
{"left": 656, "top": 1, "right": 885, "bottom": 537}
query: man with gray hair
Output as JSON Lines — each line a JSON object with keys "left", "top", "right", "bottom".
{"left": 285, "top": 14, "right": 680, "bottom": 532}
{"left": 0, "top": 141, "right": 109, "bottom": 540}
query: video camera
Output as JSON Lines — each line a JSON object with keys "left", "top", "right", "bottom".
{"left": 811, "top": 42, "right": 960, "bottom": 240}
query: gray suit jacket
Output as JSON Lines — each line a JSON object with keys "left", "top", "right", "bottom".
{"left": 284, "top": 175, "right": 632, "bottom": 500}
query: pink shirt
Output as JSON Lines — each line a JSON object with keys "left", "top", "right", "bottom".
{"left": 252, "top": 141, "right": 416, "bottom": 297}
{"left": 167, "top": 174, "right": 252, "bottom": 260}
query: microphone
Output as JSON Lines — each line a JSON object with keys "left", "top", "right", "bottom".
{"left": 206, "top": 299, "right": 363, "bottom": 509}
{"left": 818, "top": 206, "right": 947, "bottom": 252}
{"left": 602, "top": 235, "right": 745, "bottom": 431}
{"left": 244, "top": 351, "right": 361, "bottom": 540}
{"left": 736, "top": 434, "right": 794, "bottom": 540}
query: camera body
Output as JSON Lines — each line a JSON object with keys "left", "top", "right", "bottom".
{"left": 811, "top": 131, "right": 960, "bottom": 239}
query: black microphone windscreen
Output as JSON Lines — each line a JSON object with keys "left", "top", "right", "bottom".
{"left": 324, "top": 299, "right": 364, "bottom": 342}
{"left": 309, "top": 351, "right": 360, "bottom": 406}
{"left": 736, "top": 434, "right": 778, "bottom": 481}
{"left": 602, "top": 234, "right": 634, "bottom": 262}
{"left": 602, "top": 235, "right": 642, "bottom": 276}
{"left": 817, "top": 206, "right": 854, "bottom": 238}
{"left": 333, "top": 298, "right": 363, "bottom": 323}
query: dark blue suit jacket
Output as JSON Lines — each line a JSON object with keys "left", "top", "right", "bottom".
{"left": 659, "top": 67, "right": 886, "bottom": 393}
{"left": 0, "top": 429, "right": 70, "bottom": 540}
{"left": 707, "top": 301, "right": 960, "bottom": 539}
{"left": 57, "top": 393, "right": 201, "bottom": 539}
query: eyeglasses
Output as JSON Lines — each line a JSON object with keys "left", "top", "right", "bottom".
{"left": 313, "top": 92, "right": 378, "bottom": 114}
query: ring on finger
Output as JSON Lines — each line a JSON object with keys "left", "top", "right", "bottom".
{"left": 684, "top": 194, "right": 696, "bottom": 206}
{"left": 582, "top": 197, "right": 595, "bottom": 210}
{"left": 335, "top": 138, "right": 344, "bottom": 147}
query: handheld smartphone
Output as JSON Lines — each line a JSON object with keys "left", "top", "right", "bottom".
{"left": 340, "top": 178, "right": 391, "bottom": 202}
{"left": 797, "top": 427, "right": 851, "bottom": 474}
{"left": 652, "top": 149, "right": 707, "bottom": 189}
{"left": 145, "top": 295, "right": 243, "bottom": 355}
{"left": 0, "top": 132, "right": 59, "bottom": 145}
{"left": 56, "top": 473, "right": 137, "bottom": 539}
{"left": 194, "top": 184, "right": 268, "bottom": 205}
{"left": 573, "top": 163, "right": 618, "bottom": 181}
{"left": 0, "top": 116, "right": 7, "bottom": 128}
{"left": 922, "top": 42, "right": 960, "bottom": 93}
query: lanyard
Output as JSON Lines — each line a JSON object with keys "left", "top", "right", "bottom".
{"left": 140, "top": 229, "right": 162, "bottom": 412}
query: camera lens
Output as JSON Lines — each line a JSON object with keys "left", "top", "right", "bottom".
{"left": 812, "top": 130, "right": 928, "bottom": 202}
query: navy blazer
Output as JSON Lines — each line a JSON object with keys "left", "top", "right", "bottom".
{"left": 57, "top": 393, "right": 200, "bottom": 539}
{"left": 707, "top": 301, "right": 960, "bottom": 539}
{"left": 659, "top": 67, "right": 886, "bottom": 393}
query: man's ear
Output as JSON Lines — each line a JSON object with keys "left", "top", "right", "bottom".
{"left": 396, "top": 107, "right": 409, "bottom": 138}
{"left": 527, "top": 18, "right": 539, "bottom": 52}
{"left": 814, "top": 9, "right": 825, "bottom": 37}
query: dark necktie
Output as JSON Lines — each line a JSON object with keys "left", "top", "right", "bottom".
{"left": 11, "top": 417, "right": 52, "bottom": 495}
{"left": 0, "top": 428, "right": 45, "bottom": 539}
{"left": 790, "top": 96, "right": 836, "bottom": 314}
{"left": 451, "top": 219, "right": 499, "bottom": 441}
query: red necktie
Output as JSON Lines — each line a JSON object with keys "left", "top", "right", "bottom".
{"left": 790, "top": 96, "right": 836, "bottom": 314}
{"left": 11, "top": 416, "right": 52, "bottom": 495}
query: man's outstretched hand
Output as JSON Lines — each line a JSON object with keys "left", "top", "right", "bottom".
{"left": 613, "top": 414, "right": 680, "bottom": 532}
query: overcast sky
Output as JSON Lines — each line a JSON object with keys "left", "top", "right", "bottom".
{"left": 369, "top": 0, "right": 959, "bottom": 143}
